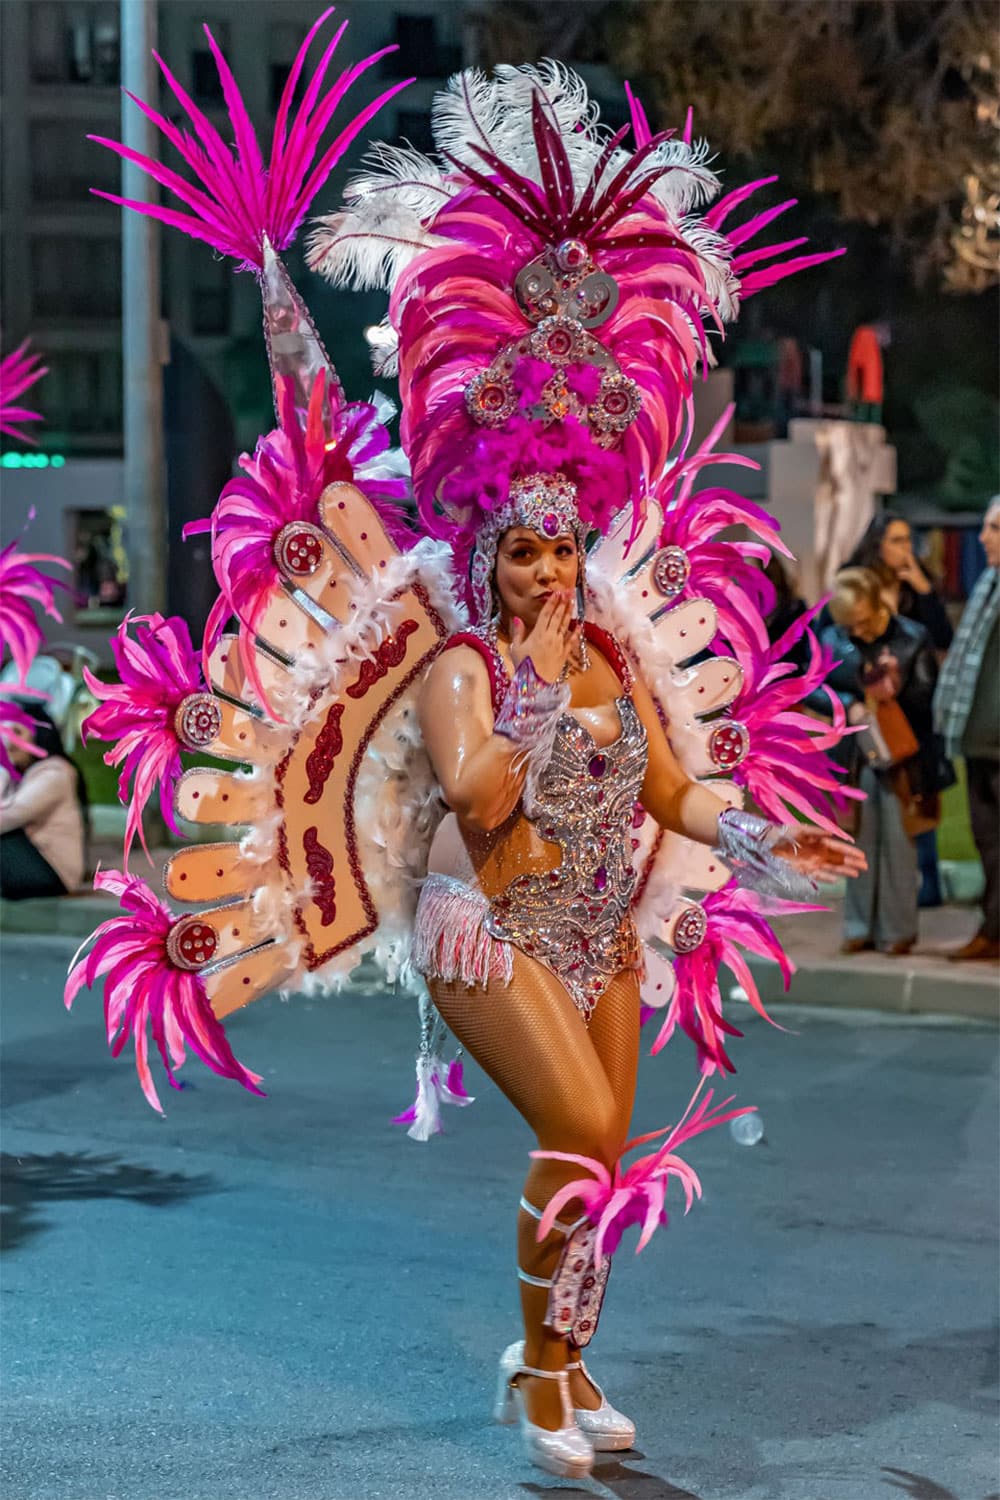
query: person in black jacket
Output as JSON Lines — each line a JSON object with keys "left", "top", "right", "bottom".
{"left": 845, "top": 512, "right": 953, "bottom": 906}
{"left": 825, "top": 569, "right": 940, "bottom": 955}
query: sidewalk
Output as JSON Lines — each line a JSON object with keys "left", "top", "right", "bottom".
{"left": 2, "top": 843, "right": 996, "bottom": 1021}
{"left": 747, "top": 896, "right": 998, "bottom": 1022}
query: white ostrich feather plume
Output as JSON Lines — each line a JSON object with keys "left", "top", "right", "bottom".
{"left": 308, "top": 143, "right": 453, "bottom": 291}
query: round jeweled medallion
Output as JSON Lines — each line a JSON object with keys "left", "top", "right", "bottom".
{"left": 530, "top": 315, "right": 585, "bottom": 366}
{"left": 554, "top": 238, "right": 589, "bottom": 273}
{"left": 273, "top": 521, "right": 325, "bottom": 579}
{"left": 174, "top": 692, "right": 222, "bottom": 750}
{"left": 166, "top": 916, "right": 219, "bottom": 971}
{"left": 709, "top": 720, "right": 750, "bottom": 770}
{"left": 464, "top": 369, "right": 517, "bottom": 427}
{"left": 672, "top": 903, "right": 708, "bottom": 954}
{"left": 588, "top": 372, "right": 641, "bottom": 435}
{"left": 650, "top": 545, "right": 691, "bottom": 599}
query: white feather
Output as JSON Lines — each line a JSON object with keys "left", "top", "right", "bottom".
{"left": 429, "top": 66, "right": 510, "bottom": 170}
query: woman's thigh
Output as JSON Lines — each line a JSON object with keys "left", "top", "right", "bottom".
{"left": 586, "top": 968, "right": 641, "bottom": 1146}
{"left": 428, "top": 949, "right": 620, "bottom": 1158}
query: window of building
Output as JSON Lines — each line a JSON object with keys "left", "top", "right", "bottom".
{"left": 31, "top": 236, "right": 121, "bottom": 321}
{"left": 191, "top": 18, "right": 229, "bottom": 104}
{"left": 41, "top": 350, "right": 123, "bottom": 437}
{"left": 383, "top": 14, "right": 460, "bottom": 79}
{"left": 70, "top": 508, "right": 128, "bottom": 613}
{"left": 269, "top": 22, "right": 306, "bottom": 113}
{"left": 30, "top": 120, "right": 120, "bottom": 203}
{"left": 395, "top": 109, "right": 435, "bottom": 155}
{"left": 29, "top": 2, "right": 119, "bottom": 86}
{"left": 190, "top": 248, "right": 232, "bottom": 336}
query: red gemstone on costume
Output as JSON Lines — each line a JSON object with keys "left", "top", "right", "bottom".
{"left": 274, "top": 521, "right": 325, "bottom": 579}
{"left": 555, "top": 238, "right": 589, "bottom": 272}
{"left": 709, "top": 720, "right": 750, "bottom": 769}
{"left": 167, "top": 916, "right": 219, "bottom": 971}
{"left": 464, "top": 370, "right": 516, "bottom": 427}
{"left": 589, "top": 754, "right": 606, "bottom": 778}
{"left": 594, "top": 866, "right": 608, "bottom": 892}
{"left": 651, "top": 545, "right": 691, "bottom": 599}
{"left": 542, "top": 512, "right": 560, "bottom": 536}
{"left": 673, "top": 903, "right": 708, "bottom": 954}
{"left": 174, "top": 692, "right": 222, "bottom": 750}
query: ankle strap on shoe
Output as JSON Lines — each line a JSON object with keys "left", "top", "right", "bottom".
{"left": 519, "top": 1196, "right": 588, "bottom": 1235}
{"left": 517, "top": 1364, "right": 569, "bottom": 1381}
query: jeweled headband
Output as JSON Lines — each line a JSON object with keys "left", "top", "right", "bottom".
{"left": 469, "top": 472, "right": 583, "bottom": 627}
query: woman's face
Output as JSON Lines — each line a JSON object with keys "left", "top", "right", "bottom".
{"left": 879, "top": 521, "right": 913, "bottom": 575}
{"left": 494, "top": 526, "right": 579, "bottom": 629}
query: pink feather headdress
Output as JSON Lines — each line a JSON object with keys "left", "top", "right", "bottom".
{"left": 0, "top": 691, "right": 46, "bottom": 781}
{"left": 0, "top": 340, "right": 48, "bottom": 445}
{"left": 310, "top": 65, "right": 842, "bottom": 595}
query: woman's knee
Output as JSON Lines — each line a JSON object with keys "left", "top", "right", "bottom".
{"left": 540, "top": 1093, "right": 622, "bottom": 1169}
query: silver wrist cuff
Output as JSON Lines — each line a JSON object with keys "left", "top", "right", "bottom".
{"left": 716, "top": 808, "right": 817, "bottom": 900}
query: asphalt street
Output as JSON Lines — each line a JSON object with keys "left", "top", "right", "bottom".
{"left": 1, "top": 933, "right": 997, "bottom": 1500}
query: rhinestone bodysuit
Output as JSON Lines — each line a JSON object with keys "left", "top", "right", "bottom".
{"left": 485, "top": 695, "right": 648, "bottom": 1020}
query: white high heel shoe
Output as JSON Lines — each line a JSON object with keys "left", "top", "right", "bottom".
{"left": 566, "top": 1355, "right": 636, "bottom": 1451}
{"left": 495, "top": 1341, "right": 594, "bottom": 1480}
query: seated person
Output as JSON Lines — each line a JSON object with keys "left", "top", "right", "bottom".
{"left": 0, "top": 706, "right": 87, "bottom": 900}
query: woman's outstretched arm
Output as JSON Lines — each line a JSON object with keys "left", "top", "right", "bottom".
{"left": 629, "top": 668, "right": 865, "bottom": 882}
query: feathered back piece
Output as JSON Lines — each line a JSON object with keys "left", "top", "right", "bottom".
{"left": 309, "top": 64, "right": 841, "bottom": 597}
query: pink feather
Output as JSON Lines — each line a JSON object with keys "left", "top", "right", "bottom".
{"left": 81, "top": 612, "right": 209, "bottom": 864}
{"left": 64, "top": 868, "right": 264, "bottom": 1114}
{"left": 0, "top": 339, "right": 48, "bottom": 444}
{"left": 89, "top": 9, "right": 412, "bottom": 270}
{"left": 720, "top": 605, "right": 864, "bottom": 833}
{"left": 651, "top": 882, "right": 822, "bottom": 1074}
{"left": 532, "top": 1085, "right": 753, "bottom": 1258}
{"left": 0, "top": 690, "right": 47, "bottom": 781}
{"left": 0, "top": 537, "right": 70, "bottom": 685}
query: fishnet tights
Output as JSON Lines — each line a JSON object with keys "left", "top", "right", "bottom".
{"left": 428, "top": 948, "right": 640, "bottom": 1376}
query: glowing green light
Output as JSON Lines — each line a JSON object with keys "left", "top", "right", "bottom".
{"left": 0, "top": 452, "right": 69, "bottom": 469}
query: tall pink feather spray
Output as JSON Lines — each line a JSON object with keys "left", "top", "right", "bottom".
{"left": 64, "top": 869, "right": 264, "bottom": 1114}
{"left": 0, "top": 340, "right": 48, "bottom": 445}
{"left": 89, "top": 9, "right": 411, "bottom": 273}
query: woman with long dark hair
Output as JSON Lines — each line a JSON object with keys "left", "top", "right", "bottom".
{"left": 0, "top": 704, "right": 87, "bottom": 899}
{"left": 845, "top": 511, "right": 953, "bottom": 651}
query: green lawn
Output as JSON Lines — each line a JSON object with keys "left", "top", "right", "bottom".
{"left": 938, "top": 759, "right": 977, "bottom": 862}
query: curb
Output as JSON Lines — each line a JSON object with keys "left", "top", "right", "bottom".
{"left": 747, "top": 952, "right": 998, "bottom": 1024}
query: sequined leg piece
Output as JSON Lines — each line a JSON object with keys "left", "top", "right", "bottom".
{"left": 519, "top": 1196, "right": 612, "bottom": 1348}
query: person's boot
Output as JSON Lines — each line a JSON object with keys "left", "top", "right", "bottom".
{"left": 948, "top": 932, "right": 1000, "bottom": 962}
